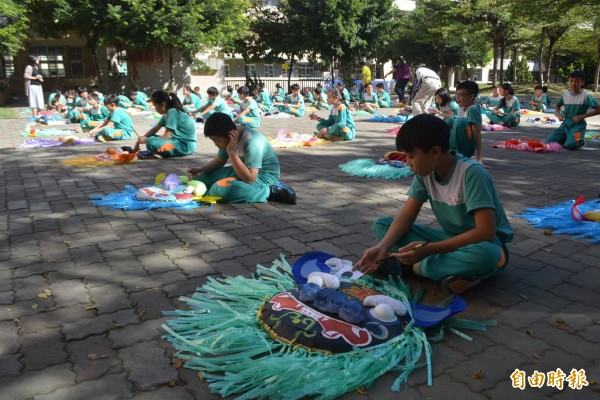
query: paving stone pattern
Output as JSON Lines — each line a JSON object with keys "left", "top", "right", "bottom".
{"left": 1, "top": 103, "right": 599, "bottom": 399}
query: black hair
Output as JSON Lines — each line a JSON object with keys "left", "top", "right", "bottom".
{"left": 183, "top": 86, "right": 193, "bottom": 93}
{"left": 498, "top": 83, "right": 514, "bottom": 108}
{"left": 65, "top": 89, "right": 77, "bottom": 98}
{"left": 88, "top": 93, "right": 100, "bottom": 101}
{"left": 336, "top": 81, "right": 345, "bottom": 88}
{"left": 206, "top": 86, "right": 219, "bottom": 96}
{"left": 28, "top": 55, "right": 39, "bottom": 65}
{"left": 193, "top": 86, "right": 200, "bottom": 92}
{"left": 276, "top": 83, "right": 281, "bottom": 88}
{"left": 398, "top": 56, "right": 406, "bottom": 65}
{"left": 237, "top": 85, "right": 251, "bottom": 96}
{"left": 204, "top": 112, "right": 236, "bottom": 138}
{"left": 542, "top": 86, "right": 548, "bottom": 93}
{"left": 395, "top": 114, "right": 450, "bottom": 153}
{"left": 104, "top": 93, "right": 119, "bottom": 106}
{"left": 491, "top": 84, "right": 498, "bottom": 89}
{"left": 151, "top": 90, "right": 186, "bottom": 113}
{"left": 456, "top": 80, "right": 479, "bottom": 96}
{"left": 78, "top": 86, "right": 88, "bottom": 95}
{"left": 129, "top": 90, "right": 138, "bottom": 97}
{"left": 314, "top": 87, "right": 322, "bottom": 94}
{"left": 434, "top": 87, "right": 452, "bottom": 107}
{"left": 290, "top": 83, "right": 300, "bottom": 91}
{"left": 364, "top": 82, "right": 373, "bottom": 89}
{"left": 534, "top": 85, "right": 543, "bottom": 91}
{"left": 329, "top": 88, "right": 349, "bottom": 109}
{"left": 376, "top": 82, "right": 384, "bottom": 89}
{"left": 569, "top": 70, "right": 585, "bottom": 80}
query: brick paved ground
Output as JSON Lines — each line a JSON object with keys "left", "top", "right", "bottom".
{"left": 1, "top": 102, "right": 599, "bottom": 400}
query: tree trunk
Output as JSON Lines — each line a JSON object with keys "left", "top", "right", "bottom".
{"left": 287, "top": 57, "right": 294, "bottom": 88}
{"left": 538, "top": 27, "right": 546, "bottom": 86}
{"left": 168, "top": 47, "right": 174, "bottom": 91}
{"left": 499, "top": 40, "right": 505, "bottom": 84}
{"left": 491, "top": 32, "right": 498, "bottom": 84}
{"left": 595, "top": 56, "right": 600, "bottom": 92}
{"left": 86, "top": 35, "right": 102, "bottom": 87}
{"left": 512, "top": 46, "right": 518, "bottom": 83}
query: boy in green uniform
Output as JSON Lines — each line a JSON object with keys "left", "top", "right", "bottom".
{"left": 546, "top": 71, "right": 600, "bottom": 149}
{"left": 68, "top": 86, "right": 91, "bottom": 122}
{"left": 233, "top": 86, "right": 261, "bottom": 128}
{"left": 190, "top": 86, "right": 233, "bottom": 120}
{"left": 450, "top": 81, "right": 483, "bottom": 165}
{"left": 336, "top": 82, "right": 351, "bottom": 104}
{"left": 376, "top": 83, "right": 392, "bottom": 108}
{"left": 354, "top": 114, "right": 512, "bottom": 294}
{"left": 182, "top": 86, "right": 203, "bottom": 113}
{"left": 278, "top": 84, "right": 305, "bottom": 117}
{"left": 187, "top": 112, "right": 296, "bottom": 204}
{"left": 526, "top": 86, "right": 547, "bottom": 112}
{"left": 89, "top": 94, "right": 134, "bottom": 141}
{"left": 80, "top": 93, "right": 110, "bottom": 130}
{"left": 128, "top": 90, "right": 149, "bottom": 110}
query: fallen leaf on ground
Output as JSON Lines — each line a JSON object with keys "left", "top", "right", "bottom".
{"left": 87, "top": 353, "right": 109, "bottom": 360}
{"left": 556, "top": 318, "right": 570, "bottom": 330}
{"left": 468, "top": 370, "right": 484, "bottom": 379}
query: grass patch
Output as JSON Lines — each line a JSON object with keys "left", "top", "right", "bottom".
{"left": 0, "top": 107, "right": 18, "bottom": 119}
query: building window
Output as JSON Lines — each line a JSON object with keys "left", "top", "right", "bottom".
{"left": 245, "top": 64, "right": 256, "bottom": 77}
{"left": 31, "top": 46, "right": 66, "bottom": 77}
{"left": 1, "top": 56, "right": 15, "bottom": 78}
{"left": 264, "top": 64, "right": 274, "bottom": 77}
{"left": 69, "top": 47, "right": 84, "bottom": 76}
{"left": 295, "top": 63, "right": 314, "bottom": 78}
{"left": 224, "top": 64, "right": 230, "bottom": 78}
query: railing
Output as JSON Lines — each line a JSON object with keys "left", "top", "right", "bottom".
{"left": 225, "top": 77, "right": 332, "bottom": 93}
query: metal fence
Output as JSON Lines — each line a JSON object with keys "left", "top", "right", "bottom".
{"left": 225, "top": 77, "right": 333, "bottom": 93}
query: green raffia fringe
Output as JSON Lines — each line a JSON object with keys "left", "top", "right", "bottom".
{"left": 161, "top": 255, "right": 490, "bottom": 399}
{"left": 338, "top": 159, "right": 413, "bottom": 179}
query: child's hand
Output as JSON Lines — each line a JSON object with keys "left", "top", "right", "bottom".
{"left": 226, "top": 130, "right": 238, "bottom": 153}
{"left": 397, "top": 242, "right": 429, "bottom": 265}
{"left": 353, "top": 246, "right": 389, "bottom": 275}
{"left": 309, "top": 113, "right": 318, "bottom": 121}
{"left": 187, "top": 167, "right": 203, "bottom": 178}
{"left": 572, "top": 115, "right": 583, "bottom": 124}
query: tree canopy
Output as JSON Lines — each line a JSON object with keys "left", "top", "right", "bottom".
{"left": 0, "top": 0, "right": 29, "bottom": 56}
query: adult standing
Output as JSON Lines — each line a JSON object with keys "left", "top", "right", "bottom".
{"left": 360, "top": 61, "right": 372, "bottom": 94}
{"left": 385, "top": 56, "right": 412, "bottom": 102}
{"left": 23, "top": 55, "right": 44, "bottom": 116}
{"left": 409, "top": 66, "right": 441, "bottom": 116}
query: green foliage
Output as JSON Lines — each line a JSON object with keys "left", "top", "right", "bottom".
{"left": 506, "top": 57, "right": 532, "bottom": 83}
{"left": 0, "top": 0, "right": 29, "bottom": 55}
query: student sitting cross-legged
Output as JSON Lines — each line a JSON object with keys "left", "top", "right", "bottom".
{"left": 187, "top": 112, "right": 296, "bottom": 204}
{"left": 88, "top": 93, "right": 134, "bottom": 142}
{"left": 354, "top": 114, "right": 513, "bottom": 294}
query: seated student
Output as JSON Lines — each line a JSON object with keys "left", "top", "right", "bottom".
{"left": 192, "top": 86, "right": 208, "bottom": 106}
{"left": 182, "top": 86, "right": 203, "bottom": 113}
{"left": 128, "top": 90, "right": 149, "bottom": 110}
{"left": 233, "top": 86, "right": 261, "bottom": 128}
{"left": 546, "top": 70, "right": 600, "bottom": 149}
{"left": 488, "top": 83, "right": 520, "bottom": 127}
{"left": 89, "top": 93, "right": 135, "bottom": 141}
{"left": 525, "top": 85, "right": 547, "bottom": 112}
{"left": 132, "top": 90, "right": 197, "bottom": 157}
{"left": 68, "top": 86, "right": 91, "bottom": 122}
{"left": 313, "top": 87, "right": 330, "bottom": 110}
{"left": 542, "top": 86, "right": 551, "bottom": 108}
{"left": 336, "top": 82, "right": 351, "bottom": 104}
{"left": 47, "top": 90, "right": 67, "bottom": 112}
{"left": 256, "top": 83, "right": 272, "bottom": 112}
{"left": 349, "top": 83, "right": 360, "bottom": 103}
{"left": 356, "top": 82, "right": 378, "bottom": 114}
{"left": 186, "top": 112, "right": 296, "bottom": 204}
{"left": 450, "top": 81, "right": 483, "bottom": 164}
{"left": 354, "top": 114, "right": 513, "bottom": 294}
{"left": 273, "top": 83, "right": 286, "bottom": 102}
{"left": 376, "top": 83, "right": 392, "bottom": 108}
{"left": 277, "top": 83, "right": 305, "bottom": 117}
{"left": 189, "top": 86, "right": 233, "bottom": 120}
{"left": 481, "top": 84, "right": 501, "bottom": 111}
{"left": 64, "top": 89, "right": 77, "bottom": 119}
{"left": 80, "top": 93, "right": 110, "bottom": 130}
{"left": 431, "top": 87, "right": 459, "bottom": 127}
{"left": 90, "top": 86, "right": 104, "bottom": 103}
{"left": 302, "top": 87, "right": 315, "bottom": 105}
{"left": 117, "top": 94, "right": 132, "bottom": 109}
{"left": 309, "top": 88, "right": 355, "bottom": 141}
